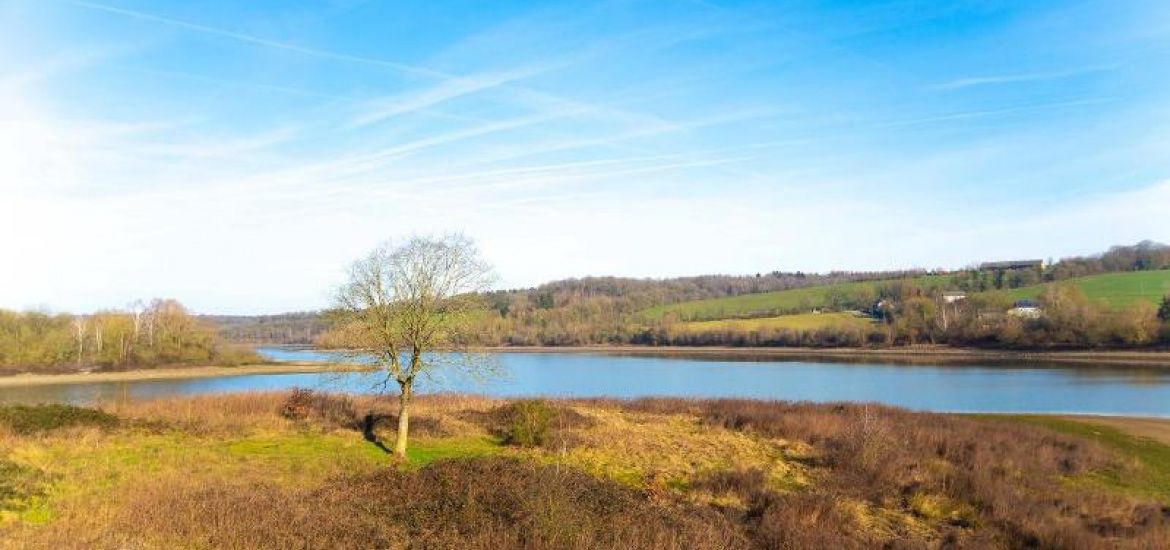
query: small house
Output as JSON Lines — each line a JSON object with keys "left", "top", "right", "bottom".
{"left": 979, "top": 260, "right": 1044, "bottom": 272}
{"left": 942, "top": 291, "right": 967, "bottom": 304}
{"left": 1007, "top": 299, "right": 1042, "bottom": 319}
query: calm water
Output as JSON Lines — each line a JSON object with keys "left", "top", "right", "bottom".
{"left": 3, "top": 348, "right": 1170, "bottom": 417}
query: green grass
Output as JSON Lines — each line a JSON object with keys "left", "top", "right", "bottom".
{"left": 404, "top": 436, "right": 503, "bottom": 467}
{"left": 643, "top": 270, "right": 1170, "bottom": 323}
{"left": 641, "top": 275, "right": 953, "bottom": 322}
{"left": 1006, "top": 270, "right": 1170, "bottom": 309}
{"left": 680, "top": 312, "right": 875, "bottom": 333}
{"left": 981, "top": 415, "right": 1170, "bottom": 503}
{"left": 0, "top": 405, "right": 120, "bottom": 435}
{"left": 2, "top": 430, "right": 391, "bottom": 524}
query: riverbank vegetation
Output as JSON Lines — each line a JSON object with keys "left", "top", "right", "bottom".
{"left": 198, "top": 242, "right": 1170, "bottom": 352}
{"left": 0, "top": 299, "right": 259, "bottom": 374}
{"left": 459, "top": 242, "right": 1170, "bottom": 350}
{"left": 2, "top": 391, "right": 1169, "bottom": 548}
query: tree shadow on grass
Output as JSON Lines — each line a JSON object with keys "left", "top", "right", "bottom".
{"left": 361, "top": 413, "right": 393, "bottom": 454}
{"left": 359, "top": 412, "right": 445, "bottom": 455}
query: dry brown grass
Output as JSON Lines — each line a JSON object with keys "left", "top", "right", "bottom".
{"left": 98, "top": 390, "right": 500, "bottom": 439}
{"left": 22, "top": 458, "right": 743, "bottom": 550}
{"left": 4, "top": 393, "right": 1170, "bottom": 549}
{"left": 585, "top": 398, "right": 1170, "bottom": 549}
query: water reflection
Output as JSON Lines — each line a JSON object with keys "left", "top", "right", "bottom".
{"left": 1, "top": 348, "right": 1168, "bottom": 417}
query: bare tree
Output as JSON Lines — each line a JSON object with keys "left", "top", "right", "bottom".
{"left": 129, "top": 300, "right": 145, "bottom": 342}
{"left": 71, "top": 316, "right": 87, "bottom": 365}
{"left": 329, "top": 235, "right": 494, "bottom": 457}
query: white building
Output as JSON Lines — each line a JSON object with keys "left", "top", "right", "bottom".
{"left": 942, "top": 291, "right": 967, "bottom": 304}
{"left": 1007, "top": 299, "right": 1042, "bottom": 319}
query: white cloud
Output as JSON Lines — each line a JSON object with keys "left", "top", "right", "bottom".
{"left": 2, "top": 1, "right": 1166, "bottom": 315}
{"left": 934, "top": 66, "right": 1113, "bottom": 91}
{"left": 349, "top": 67, "right": 549, "bottom": 128}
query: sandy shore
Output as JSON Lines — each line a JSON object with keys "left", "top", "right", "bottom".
{"left": 476, "top": 345, "right": 1170, "bottom": 368}
{"left": 1058, "top": 415, "right": 1170, "bottom": 445}
{"left": 0, "top": 363, "right": 370, "bottom": 388}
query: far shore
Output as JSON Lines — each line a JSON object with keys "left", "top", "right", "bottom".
{"left": 474, "top": 344, "right": 1170, "bottom": 368}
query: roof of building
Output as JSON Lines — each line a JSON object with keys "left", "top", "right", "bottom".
{"left": 942, "top": 291, "right": 967, "bottom": 296}
{"left": 1012, "top": 299, "right": 1041, "bottom": 309}
{"left": 980, "top": 260, "right": 1044, "bottom": 270}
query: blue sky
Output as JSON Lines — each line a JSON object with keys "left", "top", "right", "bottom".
{"left": 1, "top": 0, "right": 1168, "bottom": 314}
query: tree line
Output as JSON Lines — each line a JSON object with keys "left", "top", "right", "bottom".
{"left": 0, "top": 299, "right": 258, "bottom": 372}
{"left": 457, "top": 241, "right": 1170, "bottom": 349}
{"left": 266, "top": 241, "right": 1170, "bottom": 350}
{"left": 207, "top": 312, "right": 331, "bottom": 345}
{"left": 953, "top": 241, "right": 1170, "bottom": 292}
{"left": 637, "top": 284, "right": 1170, "bottom": 350}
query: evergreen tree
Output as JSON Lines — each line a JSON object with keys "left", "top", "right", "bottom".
{"left": 1158, "top": 295, "right": 1170, "bottom": 322}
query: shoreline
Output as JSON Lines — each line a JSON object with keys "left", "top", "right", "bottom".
{"left": 2, "top": 367, "right": 1169, "bottom": 428}
{"left": 3, "top": 345, "right": 1168, "bottom": 388}
{"left": 0, "top": 362, "right": 371, "bottom": 388}
{"left": 471, "top": 345, "right": 1170, "bottom": 368}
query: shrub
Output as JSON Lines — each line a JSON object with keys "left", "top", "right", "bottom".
{"left": 94, "top": 458, "right": 744, "bottom": 549}
{"left": 0, "top": 458, "right": 45, "bottom": 513}
{"left": 596, "top": 398, "right": 1170, "bottom": 548}
{"left": 0, "top": 404, "right": 119, "bottom": 435}
{"left": 486, "top": 399, "right": 591, "bottom": 448}
{"left": 279, "top": 388, "right": 359, "bottom": 430}
{"left": 504, "top": 399, "right": 557, "bottom": 447}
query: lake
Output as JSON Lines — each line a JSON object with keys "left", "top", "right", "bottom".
{"left": 6, "top": 348, "right": 1170, "bottom": 416}
{"left": 3, "top": 348, "right": 1170, "bottom": 416}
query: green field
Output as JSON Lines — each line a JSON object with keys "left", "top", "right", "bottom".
{"left": 1007, "top": 270, "right": 1170, "bottom": 309}
{"left": 643, "top": 270, "right": 1170, "bottom": 322}
{"left": 680, "top": 312, "right": 875, "bottom": 333}
{"left": 641, "top": 275, "right": 953, "bottom": 321}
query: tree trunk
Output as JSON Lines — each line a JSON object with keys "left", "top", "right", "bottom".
{"left": 394, "top": 382, "right": 412, "bottom": 457}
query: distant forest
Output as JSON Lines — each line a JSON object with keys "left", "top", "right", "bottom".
{"left": 216, "top": 241, "right": 1170, "bottom": 350}
{"left": 206, "top": 312, "right": 331, "bottom": 345}
{"left": 214, "top": 269, "right": 936, "bottom": 344}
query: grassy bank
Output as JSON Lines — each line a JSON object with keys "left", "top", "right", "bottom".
{"left": 976, "top": 415, "right": 1170, "bottom": 504}
{"left": 2, "top": 393, "right": 1169, "bottom": 548}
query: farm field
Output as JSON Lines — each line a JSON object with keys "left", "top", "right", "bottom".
{"left": 679, "top": 312, "right": 875, "bottom": 333}
{"left": 640, "top": 275, "right": 953, "bottom": 322}
{"left": 1007, "top": 269, "right": 1170, "bottom": 309}
{"left": 643, "top": 270, "right": 1170, "bottom": 324}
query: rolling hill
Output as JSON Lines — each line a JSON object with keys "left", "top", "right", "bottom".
{"left": 678, "top": 312, "right": 876, "bottom": 333}
{"left": 643, "top": 270, "right": 1170, "bottom": 324}
{"left": 1007, "top": 270, "right": 1170, "bottom": 309}
{"left": 640, "top": 275, "right": 954, "bottom": 322}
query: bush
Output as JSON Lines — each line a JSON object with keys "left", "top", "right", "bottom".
{"left": 504, "top": 399, "right": 557, "bottom": 447}
{"left": 487, "top": 399, "right": 591, "bottom": 448}
{"left": 0, "top": 404, "right": 119, "bottom": 435}
{"left": 0, "top": 458, "right": 45, "bottom": 513}
{"left": 279, "top": 388, "right": 359, "bottom": 430}
{"left": 593, "top": 398, "right": 1170, "bottom": 548}
{"left": 97, "top": 458, "right": 743, "bottom": 549}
